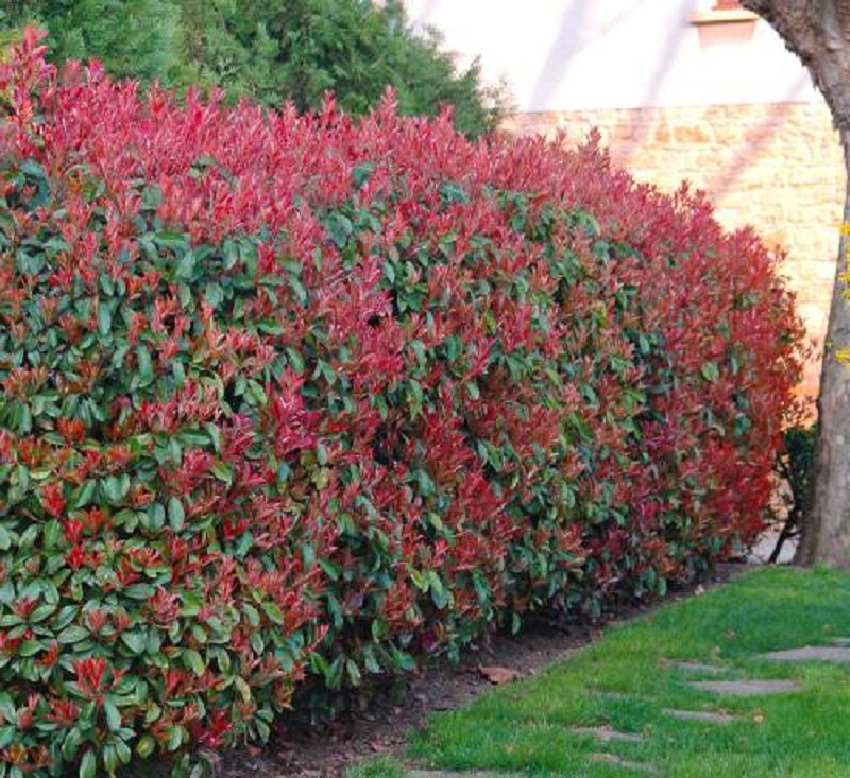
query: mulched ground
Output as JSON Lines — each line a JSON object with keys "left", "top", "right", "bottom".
{"left": 220, "top": 563, "right": 747, "bottom": 778}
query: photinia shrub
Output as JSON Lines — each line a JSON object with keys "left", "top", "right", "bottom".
{"left": 0, "top": 30, "right": 802, "bottom": 777}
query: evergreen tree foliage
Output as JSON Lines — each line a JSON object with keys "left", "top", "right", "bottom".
{"left": 0, "top": 0, "right": 506, "bottom": 137}
{"left": 2, "top": 0, "right": 182, "bottom": 81}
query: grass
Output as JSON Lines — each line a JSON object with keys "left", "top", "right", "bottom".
{"left": 347, "top": 566, "right": 850, "bottom": 778}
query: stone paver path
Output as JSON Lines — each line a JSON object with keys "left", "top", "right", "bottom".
{"left": 662, "top": 708, "right": 735, "bottom": 723}
{"left": 760, "top": 645, "right": 850, "bottom": 663}
{"left": 403, "top": 638, "right": 837, "bottom": 778}
{"left": 590, "top": 753, "right": 659, "bottom": 773}
{"left": 408, "top": 772, "right": 525, "bottom": 778}
{"left": 687, "top": 679, "right": 798, "bottom": 696}
{"left": 569, "top": 726, "right": 645, "bottom": 743}
{"left": 664, "top": 660, "right": 725, "bottom": 675}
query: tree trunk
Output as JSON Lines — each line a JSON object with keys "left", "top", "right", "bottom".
{"left": 797, "top": 130, "right": 850, "bottom": 567}
{"left": 739, "top": 0, "right": 850, "bottom": 565}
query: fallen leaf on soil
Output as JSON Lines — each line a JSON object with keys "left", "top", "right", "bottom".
{"left": 478, "top": 666, "right": 522, "bottom": 685}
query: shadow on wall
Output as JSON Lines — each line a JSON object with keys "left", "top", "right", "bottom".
{"left": 701, "top": 73, "right": 810, "bottom": 200}
{"left": 527, "top": 0, "right": 592, "bottom": 112}
{"left": 528, "top": 0, "right": 686, "bottom": 114}
{"left": 515, "top": 0, "right": 821, "bottom": 209}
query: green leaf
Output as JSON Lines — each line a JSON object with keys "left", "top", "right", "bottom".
{"left": 251, "top": 631, "right": 263, "bottom": 654}
{"left": 116, "top": 739, "right": 132, "bottom": 765}
{"left": 233, "top": 676, "right": 252, "bottom": 704}
{"left": 120, "top": 631, "right": 146, "bottom": 655}
{"left": 29, "top": 603, "right": 56, "bottom": 623}
{"left": 345, "top": 658, "right": 362, "bottom": 686}
{"left": 103, "top": 744, "right": 118, "bottom": 777}
{"left": 0, "top": 525, "right": 10, "bottom": 552}
{"left": 167, "top": 497, "right": 185, "bottom": 532}
{"left": 71, "top": 480, "right": 96, "bottom": 509}
{"left": 211, "top": 462, "right": 234, "bottom": 488}
{"left": 701, "top": 362, "right": 720, "bottom": 382}
{"left": 0, "top": 693, "right": 15, "bottom": 723}
{"left": 389, "top": 646, "right": 416, "bottom": 673}
{"left": 137, "top": 346, "right": 153, "bottom": 386}
{"left": 286, "top": 347, "right": 305, "bottom": 374}
{"left": 98, "top": 304, "right": 111, "bottom": 336}
{"left": 353, "top": 161, "right": 375, "bottom": 189}
{"left": 241, "top": 603, "right": 260, "bottom": 627}
{"left": 155, "top": 231, "right": 188, "bottom": 249}
{"left": 0, "top": 725, "right": 14, "bottom": 750}
{"left": 262, "top": 602, "right": 286, "bottom": 625}
{"left": 103, "top": 699, "right": 122, "bottom": 732}
{"left": 20, "top": 158, "right": 47, "bottom": 181}
{"left": 183, "top": 649, "right": 206, "bottom": 676}
{"left": 124, "top": 584, "right": 155, "bottom": 600}
{"left": 168, "top": 724, "right": 184, "bottom": 751}
{"left": 62, "top": 727, "right": 82, "bottom": 761}
{"left": 136, "top": 735, "right": 156, "bottom": 759}
{"left": 204, "top": 280, "right": 223, "bottom": 308}
{"left": 204, "top": 423, "right": 223, "bottom": 453}
{"left": 430, "top": 575, "right": 450, "bottom": 609}
{"left": 19, "top": 403, "right": 32, "bottom": 434}
{"left": 172, "top": 359, "right": 186, "bottom": 387}
{"left": 176, "top": 250, "right": 195, "bottom": 280}
{"left": 17, "top": 640, "right": 42, "bottom": 657}
{"left": 79, "top": 750, "right": 96, "bottom": 778}
{"left": 177, "top": 430, "right": 209, "bottom": 447}
{"left": 57, "top": 625, "right": 90, "bottom": 644}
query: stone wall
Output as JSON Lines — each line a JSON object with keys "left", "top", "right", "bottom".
{"left": 505, "top": 102, "right": 846, "bottom": 404}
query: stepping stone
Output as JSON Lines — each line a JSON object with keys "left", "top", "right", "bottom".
{"left": 687, "top": 679, "right": 798, "bottom": 696}
{"left": 569, "top": 726, "right": 645, "bottom": 743}
{"left": 760, "top": 645, "right": 850, "bottom": 663}
{"left": 662, "top": 708, "right": 735, "bottom": 724}
{"left": 409, "top": 772, "right": 525, "bottom": 778}
{"left": 590, "top": 753, "right": 659, "bottom": 773}
{"left": 663, "top": 660, "right": 725, "bottom": 675}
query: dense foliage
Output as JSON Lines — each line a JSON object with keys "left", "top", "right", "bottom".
{"left": 0, "top": 31, "right": 802, "bottom": 778}
{"left": 0, "top": 0, "right": 504, "bottom": 137}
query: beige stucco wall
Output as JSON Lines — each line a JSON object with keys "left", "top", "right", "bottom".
{"left": 506, "top": 102, "right": 845, "bottom": 402}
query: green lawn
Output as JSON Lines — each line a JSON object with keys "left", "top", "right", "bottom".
{"left": 349, "top": 567, "right": 850, "bottom": 778}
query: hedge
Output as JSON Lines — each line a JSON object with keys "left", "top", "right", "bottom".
{"left": 0, "top": 31, "right": 802, "bottom": 778}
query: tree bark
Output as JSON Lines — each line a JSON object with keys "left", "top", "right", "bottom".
{"left": 740, "top": 0, "right": 850, "bottom": 565}
{"left": 798, "top": 131, "right": 850, "bottom": 566}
